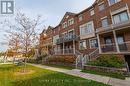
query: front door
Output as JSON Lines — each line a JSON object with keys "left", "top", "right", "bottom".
{"left": 117, "top": 35, "right": 127, "bottom": 51}
{"left": 125, "top": 55, "right": 130, "bottom": 71}
{"left": 104, "top": 37, "right": 113, "bottom": 52}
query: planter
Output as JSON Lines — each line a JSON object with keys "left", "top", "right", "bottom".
{"left": 84, "top": 65, "right": 128, "bottom": 74}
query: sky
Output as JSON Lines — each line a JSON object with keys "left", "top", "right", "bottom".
{"left": 0, "top": 0, "right": 95, "bottom": 52}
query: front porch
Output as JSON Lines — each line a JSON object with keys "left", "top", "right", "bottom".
{"left": 97, "top": 28, "right": 130, "bottom": 54}
{"left": 54, "top": 32, "right": 78, "bottom": 55}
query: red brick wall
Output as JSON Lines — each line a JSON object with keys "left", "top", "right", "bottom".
{"left": 40, "top": 0, "right": 130, "bottom": 54}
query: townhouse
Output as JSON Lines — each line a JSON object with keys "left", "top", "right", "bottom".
{"left": 40, "top": 0, "right": 130, "bottom": 69}
{"left": 40, "top": 26, "right": 53, "bottom": 55}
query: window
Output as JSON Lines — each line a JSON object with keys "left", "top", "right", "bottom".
{"left": 101, "top": 18, "right": 109, "bottom": 27}
{"left": 113, "top": 11, "right": 129, "bottom": 24}
{"left": 80, "top": 21, "right": 94, "bottom": 35}
{"left": 87, "top": 24, "right": 93, "bottom": 33}
{"left": 117, "top": 36, "right": 124, "bottom": 44}
{"left": 68, "top": 18, "right": 74, "bottom": 26}
{"left": 79, "top": 40, "right": 87, "bottom": 50}
{"left": 68, "top": 30, "right": 74, "bottom": 39}
{"left": 117, "top": 35, "right": 127, "bottom": 51}
{"left": 62, "top": 22, "right": 67, "bottom": 28}
{"left": 109, "top": 0, "right": 115, "bottom": 5}
{"left": 63, "top": 33, "right": 68, "bottom": 39}
{"left": 79, "top": 15, "right": 83, "bottom": 22}
{"left": 90, "top": 39, "right": 98, "bottom": 48}
{"left": 105, "top": 37, "right": 112, "bottom": 44}
{"left": 99, "top": 3, "right": 105, "bottom": 11}
{"left": 109, "top": 0, "right": 121, "bottom": 5}
{"left": 53, "top": 35, "right": 59, "bottom": 45}
{"left": 90, "top": 9, "right": 95, "bottom": 16}
{"left": 66, "top": 15, "right": 69, "bottom": 19}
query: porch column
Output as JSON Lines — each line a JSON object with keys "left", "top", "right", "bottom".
{"left": 63, "top": 43, "right": 65, "bottom": 55}
{"left": 97, "top": 34, "right": 102, "bottom": 53}
{"left": 113, "top": 30, "right": 120, "bottom": 53}
{"left": 73, "top": 40, "right": 76, "bottom": 54}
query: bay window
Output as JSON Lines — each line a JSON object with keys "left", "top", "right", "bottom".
{"left": 80, "top": 21, "right": 94, "bottom": 35}
{"left": 113, "top": 11, "right": 129, "bottom": 24}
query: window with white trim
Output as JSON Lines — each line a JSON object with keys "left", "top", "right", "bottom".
{"left": 112, "top": 11, "right": 129, "bottom": 24}
{"left": 90, "top": 9, "right": 95, "bottom": 16}
{"left": 62, "top": 22, "right": 67, "bottom": 28}
{"left": 101, "top": 18, "right": 109, "bottom": 27}
{"left": 90, "top": 39, "right": 98, "bottom": 48}
{"left": 53, "top": 35, "right": 59, "bottom": 45}
{"left": 80, "top": 21, "right": 94, "bottom": 35}
{"left": 78, "top": 15, "right": 83, "bottom": 22}
{"left": 108, "top": 0, "right": 121, "bottom": 6}
{"left": 68, "top": 18, "right": 74, "bottom": 26}
{"left": 99, "top": 3, "right": 105, "bottom": 11}
{"left": 79, "top": 40, "right": 87, "bottom": 50}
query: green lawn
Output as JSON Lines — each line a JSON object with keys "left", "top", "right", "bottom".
{"left": 0, "top": 64, "right": 110, "bottom": 86}
{"left": 82, "top": 70, "right": 125, "bottom": 80}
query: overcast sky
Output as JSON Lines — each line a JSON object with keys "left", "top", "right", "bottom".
{"left": 0, "top": 0, "right": 95, "bottom": 51}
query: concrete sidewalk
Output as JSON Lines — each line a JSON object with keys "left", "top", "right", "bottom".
{"left": 29, "top": 64, "right": 130, "bottom": 86}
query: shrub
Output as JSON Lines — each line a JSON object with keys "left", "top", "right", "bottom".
{"left": 47, "top": 56, "right": 76, "bottom": 64}
{"left": 87, "top": 55, "right": 124, "bottom": 68}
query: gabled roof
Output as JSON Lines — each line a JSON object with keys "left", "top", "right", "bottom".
{"left": 77, "top": 0, "right": 98, "bottom": 15}
{"left": 46, "top": 26, "right": 53, "bottom": 33}
{"left": 59, "top": 12, "right": 76, "bottom": 24}
{"left": 40, "top": 26, "right": 53, "bottom": 35}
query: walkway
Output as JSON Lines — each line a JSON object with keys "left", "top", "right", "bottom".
{"left": 29, "top": 64, "right": 130, "bottom": 86}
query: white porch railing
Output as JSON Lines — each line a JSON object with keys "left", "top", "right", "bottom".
{"left": 76, "top": 48, "right": 100, "bottom": 69}
{"left": 88, "top": 48, "right": 99, "bottom": 61}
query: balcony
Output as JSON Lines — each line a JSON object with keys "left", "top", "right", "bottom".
{"left": 100, "top": 42, "right": 130, "bottom": 54}
{"left": 96, "top": 20, "right": 130, "bottom": 33}
{"left": 56, "top": 34, "right": 78, "bottom": 44}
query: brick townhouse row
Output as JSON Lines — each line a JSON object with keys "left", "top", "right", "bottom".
{"left": 40, "top": 0, "right": 130, "bottom": 67}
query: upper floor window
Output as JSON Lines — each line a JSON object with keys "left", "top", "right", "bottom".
{"left": 98, "top": 2, "right": 105, "bottom": 11}
{"left": 108, "top": 0, "right": 121, "bottom": 6}
{"left": 68, "top": 18, "right": 74, "bottom": 26}
{"left": 112, "top": 11, "right": 129, "bottom": 24}
{"left": 90, "top": 9, "right": 95, "bottom": 16}
{"left": 101, "top": 17, "right": 109, "bottom": 27}
{"left": 78, "top": 15, "right": 83, "bottom": 22}
{"left": 62, "top": 22, "right": 67, "bottom": 28}
{"left": 80, "top": 21, "right": 94, "bottom": 35}
{"left": 66, "top": 15, "right": 69, "bottom": 19}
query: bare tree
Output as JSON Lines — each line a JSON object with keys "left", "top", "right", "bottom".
{"left": 4, "top": 11, "right": 42, "bottom": 72}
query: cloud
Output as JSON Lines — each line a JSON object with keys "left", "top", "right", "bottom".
{"left": 0, "top": 0, "right": 95, "bottom": 51}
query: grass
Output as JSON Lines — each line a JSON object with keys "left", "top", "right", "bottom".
{"left": 0, "top": 64, "right": 110, "bottom": 86}
{"left": 82, "top": 70, "right": 125, "bottom": 80}
{"left": 44, "top": 64, "right": 74, "bottom": 70}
